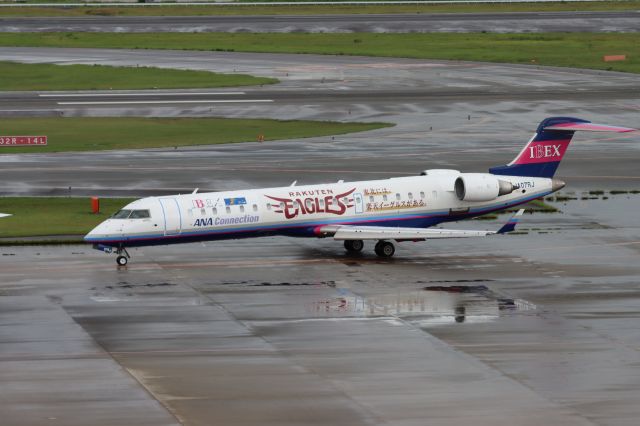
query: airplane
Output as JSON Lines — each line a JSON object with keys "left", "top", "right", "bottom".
{"left": 85, "top": 117, "right": 636, "bottom": 266}
{"left": 0, "top": 214, "right": 10, "bottom": 218}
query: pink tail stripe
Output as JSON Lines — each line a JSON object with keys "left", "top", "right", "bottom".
{"left": 512, "top": 139, "right": 571, "bottom": 165}
{"left": 545, "top": 122, "right": 637, "bottom": 132}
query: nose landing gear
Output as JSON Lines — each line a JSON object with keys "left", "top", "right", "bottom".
{"left": 115, "top": 246, "right": 130, "bottom": 266}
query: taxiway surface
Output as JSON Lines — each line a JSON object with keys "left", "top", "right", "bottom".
{"left": 3, "top": 199, "right": 640, "bottom": 425}
{"left": 1, "top": 11, "right": 639, "bottom": 33}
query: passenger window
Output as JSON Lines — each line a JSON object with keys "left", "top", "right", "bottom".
{"left": 408, "top": 192, "right": 413, "bottom": 200}
{"left": 212, "top": 207, "right": 217, "bottom": 215}
{"left": 432, "top": 191, "right": 437, "bottom": 199}
{"left": 420, "top": 191, "right": 425, "bottom": 199}
{"left": 225, "top": 206, "right": 231, "bottom": 214}
{"left": 240, "top": 205, "right": 245, "bottom": 213}
{"left": 396, "top": 193, "right": 401, "bottom": 200}
{"left": 383, "top": 195, "right": 388, "bottom": 202}
{"left": 200, "top": 208, "right": 206, "bottom": 215}
{"left": 266, "top": 203, "right": 271, "bottom": 211}
{"left": 253, "top": 204, "right": 258, "bottom": 212}
{"left": 369, "top": 196, "right": 374, "bottom": 203}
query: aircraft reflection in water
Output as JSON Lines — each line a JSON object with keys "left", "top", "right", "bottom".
{"left": 308, "top": 285, "right": 536, "bottom": 324}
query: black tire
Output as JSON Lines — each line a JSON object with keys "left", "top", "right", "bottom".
{"left": 375, "top": 241, "right": 395, "bottom": 258}
{"left": 344, "top": 240, "right": 364, "bottom": 253}
{"left": 116, "top": 255, "right": 128, "bottom": 266}
{"left": 374, "top": 241, "right": 384, "bottom": 256}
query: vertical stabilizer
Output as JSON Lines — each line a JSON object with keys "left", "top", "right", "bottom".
{"left": 490, "top": 117, "right": 588, "bottom": 178}
{"left": 490, "top": 117, "right": 635, "bottom": 178}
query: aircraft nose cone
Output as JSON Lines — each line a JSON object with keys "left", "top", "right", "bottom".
{"left": 85, "top": 221, "right": 108, "bottom": 242}
{"left": 84, "top": 227, "right": 97, "bottom": 242}
{"left": 551, "top": 179, "right": 566, "bottom": 192}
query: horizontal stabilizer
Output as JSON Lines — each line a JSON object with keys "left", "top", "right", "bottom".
{"left": 544, "top": 122, "right": 636, "bottom": 133}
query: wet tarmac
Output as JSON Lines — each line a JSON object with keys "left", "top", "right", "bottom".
{"left": 1, "top": 46, "right": 640, "bottom": 425}
{"left": 0, "top": 47, "right": 639, "bottom": 196}
{"left": 1, "top": 11, "right": 639, "bottom": 33}
{"left": 2, "top": 194, "right": 640, "bottom": 425}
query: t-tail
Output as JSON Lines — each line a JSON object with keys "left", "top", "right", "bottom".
{"left": 489, "top": 117, "right": 636, "bottom": 178}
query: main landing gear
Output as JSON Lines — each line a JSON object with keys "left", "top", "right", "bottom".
{"left": 344, "top": 240, "right": 364, "bottom": 253}
{"left": 343, "top": 240, "right": 395, "bottom": 258}
{"left": 374, "top": 240, "right": 395, "bottom": 258}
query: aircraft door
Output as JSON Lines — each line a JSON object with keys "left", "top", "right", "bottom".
{"left": 353, "top": 192, "right": 364, "bottom": 214}
{"left": 159, "top": 198, "right": 182, "bottom": 235}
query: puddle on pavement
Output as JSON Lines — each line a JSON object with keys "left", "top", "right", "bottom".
{"left": 215, "top": 280, "right": 337, "bottom": 287}
{"left": 307, "top": 283, "right": 536, "bottom": 325}
{"left": 98, "top": 281, "right": 176, "bottom": 290}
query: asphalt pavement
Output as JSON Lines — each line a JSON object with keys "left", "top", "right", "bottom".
{"left": 2, "top": 46, "right": 640, "bottom": 426}
{"left": 1, "top": 11, "right": 639, "bottom": 32}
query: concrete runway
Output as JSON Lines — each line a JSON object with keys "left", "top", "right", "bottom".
{"left": 1, "top": 11, "right": 640, "bottom": 33}
{"left": 2, "top": 47, "right": 640, "bottom": 425}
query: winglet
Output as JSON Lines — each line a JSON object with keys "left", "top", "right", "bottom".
{"left": 497, "top": 209, "right": 525, "bottom": 234}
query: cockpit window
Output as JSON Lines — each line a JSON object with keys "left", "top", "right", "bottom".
{"left": 112, "top": 209, "right": 132, "bottom": 219}
{"left": 129, "top": 210, "right": 150, "bottom": 219}
{"left": 111, "top": 209, "right": 150, "bottom": 219}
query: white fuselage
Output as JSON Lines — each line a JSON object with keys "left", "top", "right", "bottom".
{"left": 85, "top": 170, "right": 554, "bottom": 248}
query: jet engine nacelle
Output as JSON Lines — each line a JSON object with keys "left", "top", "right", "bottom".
{"left": 454, "top": 173, "right": 516, "bottom": 202}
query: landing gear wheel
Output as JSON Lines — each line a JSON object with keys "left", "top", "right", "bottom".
{"left": 374, "top": 241, "right": 395, "bottom": 258}
{"left": 116, "top": 255, "right": 128, "bottom": 266}
{"left": 344, "top": 239, "right": 364, "bottom": 253}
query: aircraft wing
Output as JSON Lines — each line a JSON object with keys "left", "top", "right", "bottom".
{"left": 0, "top": 213, "right": 11, "bottom": 218}
{"left": 323, "top": 210, "right": 525, "bottom": 241}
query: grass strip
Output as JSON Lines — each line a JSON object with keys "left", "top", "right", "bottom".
{"left": 0, "top": 117, "right": 392, "bottom": 153}
{"left": 1, "top": 1, "right": 639, "bottom": 16}
{"left": 0, "top": 197, "right": 134, "bottom": 238}
{"left": 1, "top": 32, "right": 638, "bottom": 74}
{"left": 0, "top": 61, "right": 276, "bottom": 91}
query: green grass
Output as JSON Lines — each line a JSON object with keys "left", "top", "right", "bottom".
{"left": 525, "top": 199, "right": 558, "bottom": 213}
{"left": 1, "top": 1, "right": 639, "bottom": 16}
{"left": 0, "top": 197, "right": 134, "bottom": 238}
{"left": 0, "top": 117, "right": 392, "bottom": 153}
{"left": 0, "top": 61, "right": 276, "bottom": 91}
{"left": 1, "top": 32, "right": 639, "bottom": 74}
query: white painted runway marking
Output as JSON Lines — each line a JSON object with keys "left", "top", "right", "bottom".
{"left": 57, "top": 99, "right": 273, "bottom": 105}
{"left": 40, "top": 92, "right": 246, "bottom": 97}
{"left": 0, "top": 109, "right": 60, "bottom": 113}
